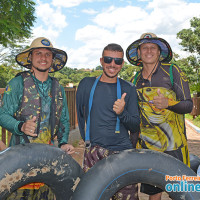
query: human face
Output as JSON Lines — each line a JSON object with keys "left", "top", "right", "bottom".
{"left": 100, "top": 50, "right": 124, "bottom": 82}
{"left": 30, "top": 48, "right": 53, "bottom": 73}
{"left": 138, "top": 43, "right": 160, "bottom": 66}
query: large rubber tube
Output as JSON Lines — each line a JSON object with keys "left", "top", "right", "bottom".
{"left": 72, "top": 149, "right": 200, "bottom": 200}
{"left": 190, "top": 153, "right": 200, "bottom": 173}
{"left": 0, "top": 143, "right": 83, "bottom": 200}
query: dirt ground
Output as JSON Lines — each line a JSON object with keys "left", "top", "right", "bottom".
{"left": 71, "top": 120, "right": 200, "bottom": 200}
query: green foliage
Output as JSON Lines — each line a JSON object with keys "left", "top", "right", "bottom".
{"left": 90, "top": 70, "right": 102, "bottom": 77}
{"left": 177, "top": 17, "right": 200, "bottom": 96}
{"left": 50, "top": 67, "right": 102, "bottom": 87}
{"left": 95, "top": 65, "right": 103, "bottom": 70}
{"left": 0, "top": 64, "right": 21, "bottom": 87}
{"left": 172, "top": 55, "right": 199, "bottom": 93}
{"left": 177, "top": 17, "right": 200, "bottom": 54}
{"left": 0, "top": 0, "right": 36, "bottom": 47}
{"left": 119, "top": 61, "right": 140, "bottom": 82}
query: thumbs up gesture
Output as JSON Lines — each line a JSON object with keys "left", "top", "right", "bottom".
{"left": 153, "top": 89, "right": 168, "bottom": 109}
{"left": 113, "top": 93, "right": 127, "bottom": 115}
{"left": 21, "top": 116, "right": 37, "bottom": 137}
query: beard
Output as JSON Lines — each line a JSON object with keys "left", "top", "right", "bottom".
{"left": 32, "top": 64, "right": 50, "bottom": 72}
{"left": 103, "top": 66, "right": 119, "bottom": 78}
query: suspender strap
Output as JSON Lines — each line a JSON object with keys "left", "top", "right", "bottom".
{"left": 85, "top": 76, "right": 122, "bottom": 147}
{"left": 85, "top": 76, "right": 101, "bottom": 147}
{"left": 50, "top": 78, "right": 56, "bottom": 141}
{"left": 169, "top": 63, "right": 174, "bottom": 87}
{"left": 133, "top": 71, "right": 139, "bottom": 85}
{"left": 115, "top": 78, "right": 121, "bottom": 133}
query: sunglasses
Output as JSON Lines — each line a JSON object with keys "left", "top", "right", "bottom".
{"left": 103, "top": 56, "right": 124, "bottom": 65}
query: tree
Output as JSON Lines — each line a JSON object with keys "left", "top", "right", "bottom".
{"left": 177, "top": 17, "right": 200, "bottom": 54}
{"left": 0, "top": 44, "right": 29, "bottom": 65}
{"left": 0, "top": 0, "right": 36, "bottom": 47}
{"left": 172, "top": 55, "right": 199, "bottom": 94}
{"left": 177, "top": 17, "right": 200, "bottom": 96}
{"left": 0, "top": 64, "right": 20, "bottom": 87}
{"left": 119, "top": 61, "right": 140, "bottom": 82}
{"left": 95, "top": 65, "right": 103, "bottom": 70}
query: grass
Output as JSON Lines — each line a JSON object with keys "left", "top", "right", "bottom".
{"left": 72, "top": 140, "right": 80, "bottom": 147}
{"left": 185, "top": 114, "right": 200, "bottom": 128}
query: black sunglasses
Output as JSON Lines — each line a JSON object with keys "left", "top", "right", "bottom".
{"left": 103, "top": 56, "right": 124, "bottom": 65}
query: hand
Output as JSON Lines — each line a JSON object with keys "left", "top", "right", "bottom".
{"left": 21, "top": 116, "right": 37, "bottom": 137}
{"left": 113, "top": 93, "right": 127, "bottom": 115}
{"left": 153, "top": 89, "right": 168, "bottom": 109}
{"left": 61, "top": 144, "right": 75, "bottom": 155}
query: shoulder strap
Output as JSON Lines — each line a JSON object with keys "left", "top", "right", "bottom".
{"left": 15, "top": 71, "right": 35, "bottom": 145}
{"left": 15, "top": 71, "right": 29, "bottom": 78}
{"left": 169, "top": 64, "right": 174, "bottom": 87}
{"left": 49, "top": 77, "right": 63, "bottom": 141}
{"left": 50, "top": 77, "right": 58, "bottom": 141}
{"left": 132, "top": 71, "right": 139, "bottom": 85}
{"left": 15, "top": 134, "right": 30, "bottom": 145}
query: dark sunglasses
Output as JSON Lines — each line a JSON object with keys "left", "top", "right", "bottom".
{"left": 103, "top": 56, "right": 124, "bottom": 65}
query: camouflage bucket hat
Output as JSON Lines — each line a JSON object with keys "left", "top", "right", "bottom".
{"left": 15, "top": 37, "right": 67, "bottom": 73}
{"left": 126, "top": 33, "right": 173, "bottom": 67}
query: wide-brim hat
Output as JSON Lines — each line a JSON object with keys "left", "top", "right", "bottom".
{"left": 16, "top": 37, "right": 67, "bottom": 73}
{"left": 126, "top": 33, "right": 173, "bottom": 67}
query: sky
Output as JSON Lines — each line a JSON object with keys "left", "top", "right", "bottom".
{"left": 30, "top": 0, "right": 200, "bottom": 69}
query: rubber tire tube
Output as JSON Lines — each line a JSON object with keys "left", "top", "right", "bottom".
{"left": 0, "top": 143, "right": 83, "bottom": 200}
{"left": 190, "top": 153, "right": 200, "bottom": 173}
{"left": 72, "top": 149, "right": 200, "bottom": 200}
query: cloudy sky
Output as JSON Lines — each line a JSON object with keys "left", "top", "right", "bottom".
{"left": 31, "top": 0, "right": 200, "bottom": 69}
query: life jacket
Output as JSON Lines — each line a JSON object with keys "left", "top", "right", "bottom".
{"left": 13, "top": 71, "right": 63, "bottom": 145}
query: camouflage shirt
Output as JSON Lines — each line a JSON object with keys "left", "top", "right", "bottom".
{"left": 0, "top": 71, "right": 70, "bottom": 147}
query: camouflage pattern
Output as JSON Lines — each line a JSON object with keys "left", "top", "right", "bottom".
{"left": 12, "top": 72, "right": 63, "bottom": 145}
{"left": 83, "top": 145, "right": 139, "bottom": 200}
{"left": 8, "top": 72, "right": 63, "bottom": 199}
{"left": 14, "top": 72, "right": 41, "bottom": 136}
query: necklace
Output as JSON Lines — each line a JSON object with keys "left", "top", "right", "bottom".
{"left": 141, "top": 60, "right": 159, "bottom": 86}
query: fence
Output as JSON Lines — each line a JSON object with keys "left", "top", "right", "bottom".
{"left": 0, "top": 87, "right": 77, "bottom": 146}
{"left": 1, "top": 87, "right": 199, "bottom": 146}
{"left": 64, "top": 87, "right": 77, "bottom": 130}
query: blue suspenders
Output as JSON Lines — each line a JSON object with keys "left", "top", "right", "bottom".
{"left": 85, "top": 76, "right": 121, "bottom": 147}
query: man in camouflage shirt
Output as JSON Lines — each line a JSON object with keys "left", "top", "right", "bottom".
{"left": 0, "top": 37, "right": 74, "bottom": 200}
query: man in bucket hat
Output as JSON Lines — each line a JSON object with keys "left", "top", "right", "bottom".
{"left": 126, "top": 33, "right": 193, "bottom": 200}
{"left": 0, "top": 37, "right": 74, "bottom": 199}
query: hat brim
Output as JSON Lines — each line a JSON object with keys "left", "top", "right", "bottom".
{"left": 15, "top": 47, "right": 67, "bottom": 73}
{"left": 126, "top": 37, "right": 173, "bottom": 67}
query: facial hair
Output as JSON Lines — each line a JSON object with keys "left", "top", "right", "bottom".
{"left": 103, "top": 66, "right": 119, "bottom": 78}
{"left": 32, "top": 64, "right": 50, "bottom": 72}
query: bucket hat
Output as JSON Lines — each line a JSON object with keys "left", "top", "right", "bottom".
{"left": 16, "top": 37, "right": 67, "bottom": 73}
{"left": 126, "top": 33, "right": 173, "bottom": 67}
